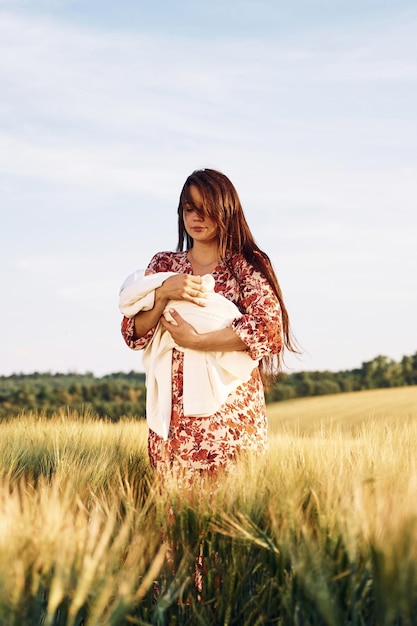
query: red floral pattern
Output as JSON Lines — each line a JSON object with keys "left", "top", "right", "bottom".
{"left": 121, "top": 251, "right": 283, "bottom": 482}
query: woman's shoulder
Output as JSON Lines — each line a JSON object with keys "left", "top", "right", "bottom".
{"left": 228, "top": 253, "right": 255, "bottom": 276}
{"left": 227, "top": 252, "right": 271, "bottom": 284}
{"left": 148, "top": 250, "right": 188, "bottom": 272}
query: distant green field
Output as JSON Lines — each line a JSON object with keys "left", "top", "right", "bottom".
{"left": 267, "top": 384, "right": 417, "bottom": 432}
{"left": 1, "top": 387, "right": 416, "bottom": 625}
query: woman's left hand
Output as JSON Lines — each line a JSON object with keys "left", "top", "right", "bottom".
{"left": 160, "top": 309, "right": 200, "bottom": 349}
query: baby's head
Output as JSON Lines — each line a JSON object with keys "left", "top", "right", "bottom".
{"left": 144, "top": 268, "right": 155, "bottom": 276}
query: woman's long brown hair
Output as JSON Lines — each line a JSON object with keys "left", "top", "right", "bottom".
{"left": 176, "top": 168, "right": 298, "bottom": 384}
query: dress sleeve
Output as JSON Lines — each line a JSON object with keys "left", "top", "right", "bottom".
{"left": 120, "top": 253, "right": 162, "bottom": 351}
{"left": 231, "top": 261, "right": 283, "bottom": 361}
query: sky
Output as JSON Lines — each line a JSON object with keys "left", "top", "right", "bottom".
{"left": 1, "top": 0, "right": 416, "bottom": 377}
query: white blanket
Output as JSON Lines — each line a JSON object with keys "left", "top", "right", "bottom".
{"left": 119, "top": 270, "right": 258, "bottom": 439}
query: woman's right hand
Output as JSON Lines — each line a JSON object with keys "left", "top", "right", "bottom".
{"left": 133, "top": 273, "right": 207, "bottom": 340}
{"left": 156, "top": 274, "right": 207, "bottom": 306}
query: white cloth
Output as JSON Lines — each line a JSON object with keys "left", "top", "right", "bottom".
{"left": 119, "top": 269, "right": 258, "bottom": 440}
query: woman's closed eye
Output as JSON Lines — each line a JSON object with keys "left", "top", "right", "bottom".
{"left": 184, "top": 203, "right": 204, "bottom": 215}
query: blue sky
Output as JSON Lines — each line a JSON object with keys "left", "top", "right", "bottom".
{"left": 1, "top": 0, "right": 416, "bottom": 376}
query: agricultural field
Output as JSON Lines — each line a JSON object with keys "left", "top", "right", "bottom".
{"left": 1, "top": 386, "right": 417, "bottom": 625}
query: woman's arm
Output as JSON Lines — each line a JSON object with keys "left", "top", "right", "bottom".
{"left": 132, "top": 288, "right": 170, "bottom": 339}
{"left": 160, "top": 310, "right": 247, "bottom": 351}
{"left": 231, "top": 261, "right": 283, "bottom": 360}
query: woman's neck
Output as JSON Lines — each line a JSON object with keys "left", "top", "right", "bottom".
{"left": 188, "top": 245, "right": 219, "bottom": 269}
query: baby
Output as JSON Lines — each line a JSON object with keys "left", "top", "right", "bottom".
{"left": 120, "top": 268, "right": 242, "bottom": 333}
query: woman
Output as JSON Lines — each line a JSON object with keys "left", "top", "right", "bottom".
{"left": 121, "top": 168, "right": 295, "bottom": 483}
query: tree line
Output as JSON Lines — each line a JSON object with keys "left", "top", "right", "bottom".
{"left": 265, "top": 352, "right": 417, "bottom": 402}
{"left": 0, "top": 371, "right": 147, "bottom": 421}
{"left": 1, "top": 352, "right": 416, "bottom": 420}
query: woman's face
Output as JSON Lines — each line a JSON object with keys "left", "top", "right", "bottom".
{"left": 182, "top": 185, "right": 218, "bottom": 244}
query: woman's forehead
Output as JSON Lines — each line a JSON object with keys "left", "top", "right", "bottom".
{"left": 188, "top": 185, "right": 203, "bottom": 204}
{"left": 183, "top": 184, "right": 204, "bottom": 208}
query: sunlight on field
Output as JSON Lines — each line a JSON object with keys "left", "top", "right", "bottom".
{"left": 267, "top": 385, "right": 417, "bottom": 433}
{"left": 0, "top": 388, "right": 416, "bottom": 624}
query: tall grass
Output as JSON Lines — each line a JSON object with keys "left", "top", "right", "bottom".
{"left": 0, "top": 387, "right": 417, "bottom": 625}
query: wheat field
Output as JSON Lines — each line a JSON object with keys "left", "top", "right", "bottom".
{"left": 1, "top": 387, "right": 416, "bottom": 625}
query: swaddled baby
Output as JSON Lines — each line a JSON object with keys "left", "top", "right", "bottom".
{"left": 120, "top": 268, "right": 239, "bottom": 331}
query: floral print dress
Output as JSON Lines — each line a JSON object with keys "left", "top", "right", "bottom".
{"left": 121, "top": 251, "right": 283, "bottom": 482}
